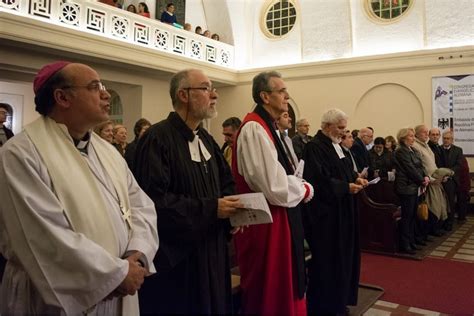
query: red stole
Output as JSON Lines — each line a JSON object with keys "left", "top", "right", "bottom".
{"left": 231, "top": 112, "right": 306, "bottom": 316}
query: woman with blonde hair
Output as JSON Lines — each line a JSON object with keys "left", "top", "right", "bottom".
{"left": 94, "top": 120, "right": 114, "bottom": 144}
{"left": 393, "top": 127, "right": 429, "bottom": 254}
{"left": 112, "top": 124, "right": 128, "bottom": 156}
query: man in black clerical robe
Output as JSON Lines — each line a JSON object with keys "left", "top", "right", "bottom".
{"left": 133, "top": 69, "right": 242, "bottom": 315}
{"left": 303, "top": 109, "right": 367, "bottom": 315}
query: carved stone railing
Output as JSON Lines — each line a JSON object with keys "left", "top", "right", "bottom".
{"left": 0, "top": 0, "right": 234, "bottom": 68}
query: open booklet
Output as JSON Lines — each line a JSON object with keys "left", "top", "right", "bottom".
{"left": 229, "top": 192, "right": 273, "bottom": 227}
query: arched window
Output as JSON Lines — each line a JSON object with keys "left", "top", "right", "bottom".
{"left": 108, "top": 89, "right": 123, "bottom": 124}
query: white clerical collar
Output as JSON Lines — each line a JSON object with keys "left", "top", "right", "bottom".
{"left": 189, "top": 131, "right": 211, "bottom": 162}
{"left": 332, "top": 142, "right": 345, "bottom": 159}
{"left": 74, "top": 132, "right": 91, "bottom": 154}
{"left": 444, "top": 145, "right": 451, "bottom": 150}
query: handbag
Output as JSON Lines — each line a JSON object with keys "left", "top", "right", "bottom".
{"left": 417, "top": 194, "right": 429, "bottom": 221}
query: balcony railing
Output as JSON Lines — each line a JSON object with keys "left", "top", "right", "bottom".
{"left": 0, "top": 0, "right": 234, "bottom": 68}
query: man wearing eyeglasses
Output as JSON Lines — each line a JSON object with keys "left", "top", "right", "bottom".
{"left": 0, "top": 61, "right": 159, "bottom": 315}
{"left": 351, "top": 127, "right": 373, "bottom": 176}
{"left": 292, "top": 118, "right": 312, "bottom": 160}
{"left": 0, "top": 103, "right": 14, "bottom": 147}
{"left": 133, "top": 69, "right": 243, "bottom": 315}
{"left": 232, "top": 71, "right": 314, "bottom": 316}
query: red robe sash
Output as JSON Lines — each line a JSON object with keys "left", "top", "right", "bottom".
{"left": 231, "top": 112, "right": 306, "bottom": 316}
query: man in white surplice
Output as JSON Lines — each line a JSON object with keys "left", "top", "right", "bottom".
{"left": 0, "top": 61, "right": 158, "bottom": 315}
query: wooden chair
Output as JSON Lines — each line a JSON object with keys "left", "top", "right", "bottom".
{"left": 358, "top": 182, "right": 401, "bottom": 254}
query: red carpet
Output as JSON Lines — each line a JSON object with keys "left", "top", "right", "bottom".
{"left": 360, "top": 253, "right": 474, "bottom": 314}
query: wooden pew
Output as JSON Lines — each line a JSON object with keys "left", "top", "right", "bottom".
{"left": 358, "top": 180, "right": 401, "bottom": 254}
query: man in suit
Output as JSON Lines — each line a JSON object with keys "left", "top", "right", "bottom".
{"left": 428, "top": 128, "right": 442, "bottom": 167}
{"left": 440, "top": 130, "right": 464, "bottom": 229}
{"left": 350, "top": 127, "right": 373, "bottom": 175}
{"left": 292, "top": 118, "right": 312, "bottom": 160}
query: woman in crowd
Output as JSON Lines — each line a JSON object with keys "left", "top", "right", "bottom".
{"left": 385, "top": 135, "right": 397, "bottom": 152}
{"left": 203, "top": 30, "right": 211, "bottom": 38}
{"left": 211, "top": 33, "right": 220, "bottom": 41}
{"left": 94, "top": 120, "right": 114, "bottom": 144}
{"left": 113, "top": 124, "right": 128, "bottom": 156}
{"left": 393, "top": 127, "right": 429, "bottom": 254}
{"left": 195, "top": 26, "right": 202, "bottom": 35}
{"left": 126, "top": 4, "right": 137, "bottom": 13}
{"left": 138, "top": 2, "right": 150, "bottom": 18}
{"left": 125, "top": 118, "right": 151, "bottom": 171}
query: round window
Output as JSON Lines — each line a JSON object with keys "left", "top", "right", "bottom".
{"left": 367, "top": 0, "right": 413, "bottom": 21}
{"left": 263, "top": 0, "right": 297, "bottom": 38}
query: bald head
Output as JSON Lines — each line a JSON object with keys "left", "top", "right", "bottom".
{"left": 359, "top": 127, "right": 373, "bottom": 145}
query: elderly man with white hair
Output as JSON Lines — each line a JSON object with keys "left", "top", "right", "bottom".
{"left": 303, "top": 108, "right": 368, "bottom": 315}
{"left": 351, "top": 127, "right": 373, "bottom": 174}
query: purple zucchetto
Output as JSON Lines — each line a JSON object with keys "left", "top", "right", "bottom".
{"left": 33, "top": 61, "right": 71, "bottom": 94}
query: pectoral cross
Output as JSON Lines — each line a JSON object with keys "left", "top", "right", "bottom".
{"left": 120, "top": 203, "right": 133, "bottom": 230}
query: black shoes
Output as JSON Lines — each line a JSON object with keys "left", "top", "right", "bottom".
{"left": 415, "top": 240, "right": 427, "bottom": 246}
{"left": 410, "top": 244, "right": 422, "bottom": 250}
{"left": 429, "top": 230, "right": 444, "bottom": 237}
{"left": 458, "top": 218, "right": 467, "bottom": 224}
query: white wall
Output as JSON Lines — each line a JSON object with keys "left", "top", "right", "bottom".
{"left": 425, "top": 0, "right": 474, "bottom": 48}
{"left": 301, "top": 0, "right": 352, "bottom": 61}
{"left": 351, "top": 0, "right": 424, "bottom": 56}
{"left": 185, "top": 0, "right": 208, "bottom": 32}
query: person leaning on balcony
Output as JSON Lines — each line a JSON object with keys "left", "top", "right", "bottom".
{"left": 138, "top": 2, "right": 150, "bottom": 18}
{"left": 126, "top": 4, "right": 137, "bottom": 13}
{"left": 160, "top": 3, "right": 177, "bottom": 25}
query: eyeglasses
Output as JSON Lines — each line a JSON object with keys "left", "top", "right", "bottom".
{"left": 62, "top": 81, "right": 107, "bottom": 92}
{"left": 265, "top": 88, "right": 289, "bottom": 96}
{"left": 0, "top": 110, "right": 7, "bottom": 115}
{"left": 183, "top": 86, "right": 217, "bottom": 93}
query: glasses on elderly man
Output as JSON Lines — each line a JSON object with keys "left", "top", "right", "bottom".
{"left": 62, "top": 81, "right": 107, "bottom": 92}
{"left": 265, "top": 88, "right": 289, "bottom": 96}
{"left": 183, "top": 86, "right": 217, "bottom": 93}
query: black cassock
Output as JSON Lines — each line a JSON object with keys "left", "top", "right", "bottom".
{"left": 302, "top": 130, "right": 361, "bottom": 315}
{"left": 134, "top": 112, "right": 234, "bottom": 315}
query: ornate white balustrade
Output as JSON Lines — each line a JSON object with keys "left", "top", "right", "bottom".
{"left": 0, "top": 0, "right": 234, "bottom": 68}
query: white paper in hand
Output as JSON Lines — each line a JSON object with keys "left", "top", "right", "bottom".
{"left": 229, "top": 192, "right": 273, "bottom": 227}
{"left": 367, "top": 177, "right": 381, "bottom": 185}
{"left": 360, "top": 167, "right": 369, "bottom": 178}
{"left": 294, "top": 160, "right": 305, "bottom": 179}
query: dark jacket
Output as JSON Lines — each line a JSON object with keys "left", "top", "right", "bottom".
{"left": 369, "top": 149, "right": 393, "bottom": 178}
{"left": 427, "top": 140, "right": 442, "bottom": 167}
{"left": 351, "top": 137, "right": 370, "bottom": 173}
{"left": 291, "top": 133, "right": 312, "bottom": 160}
{"left": 439, "top": 144, "right": 463, "bottom": 185}
{"left": 393, "top": 144, "right": 425, "bottom": 195}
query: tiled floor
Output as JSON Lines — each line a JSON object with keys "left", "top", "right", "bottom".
{"left": 428, "top": 217, "right": 474, "bottom": 262}
{"left": 364, "top": 300, "right": 447, "bottom": 316}
{"left": 363, "top": 216, "right": 474, "bottom": 315}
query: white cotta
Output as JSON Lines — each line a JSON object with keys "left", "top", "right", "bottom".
{"left": 0, "top": 117, "right": 158, "bottom": 315}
